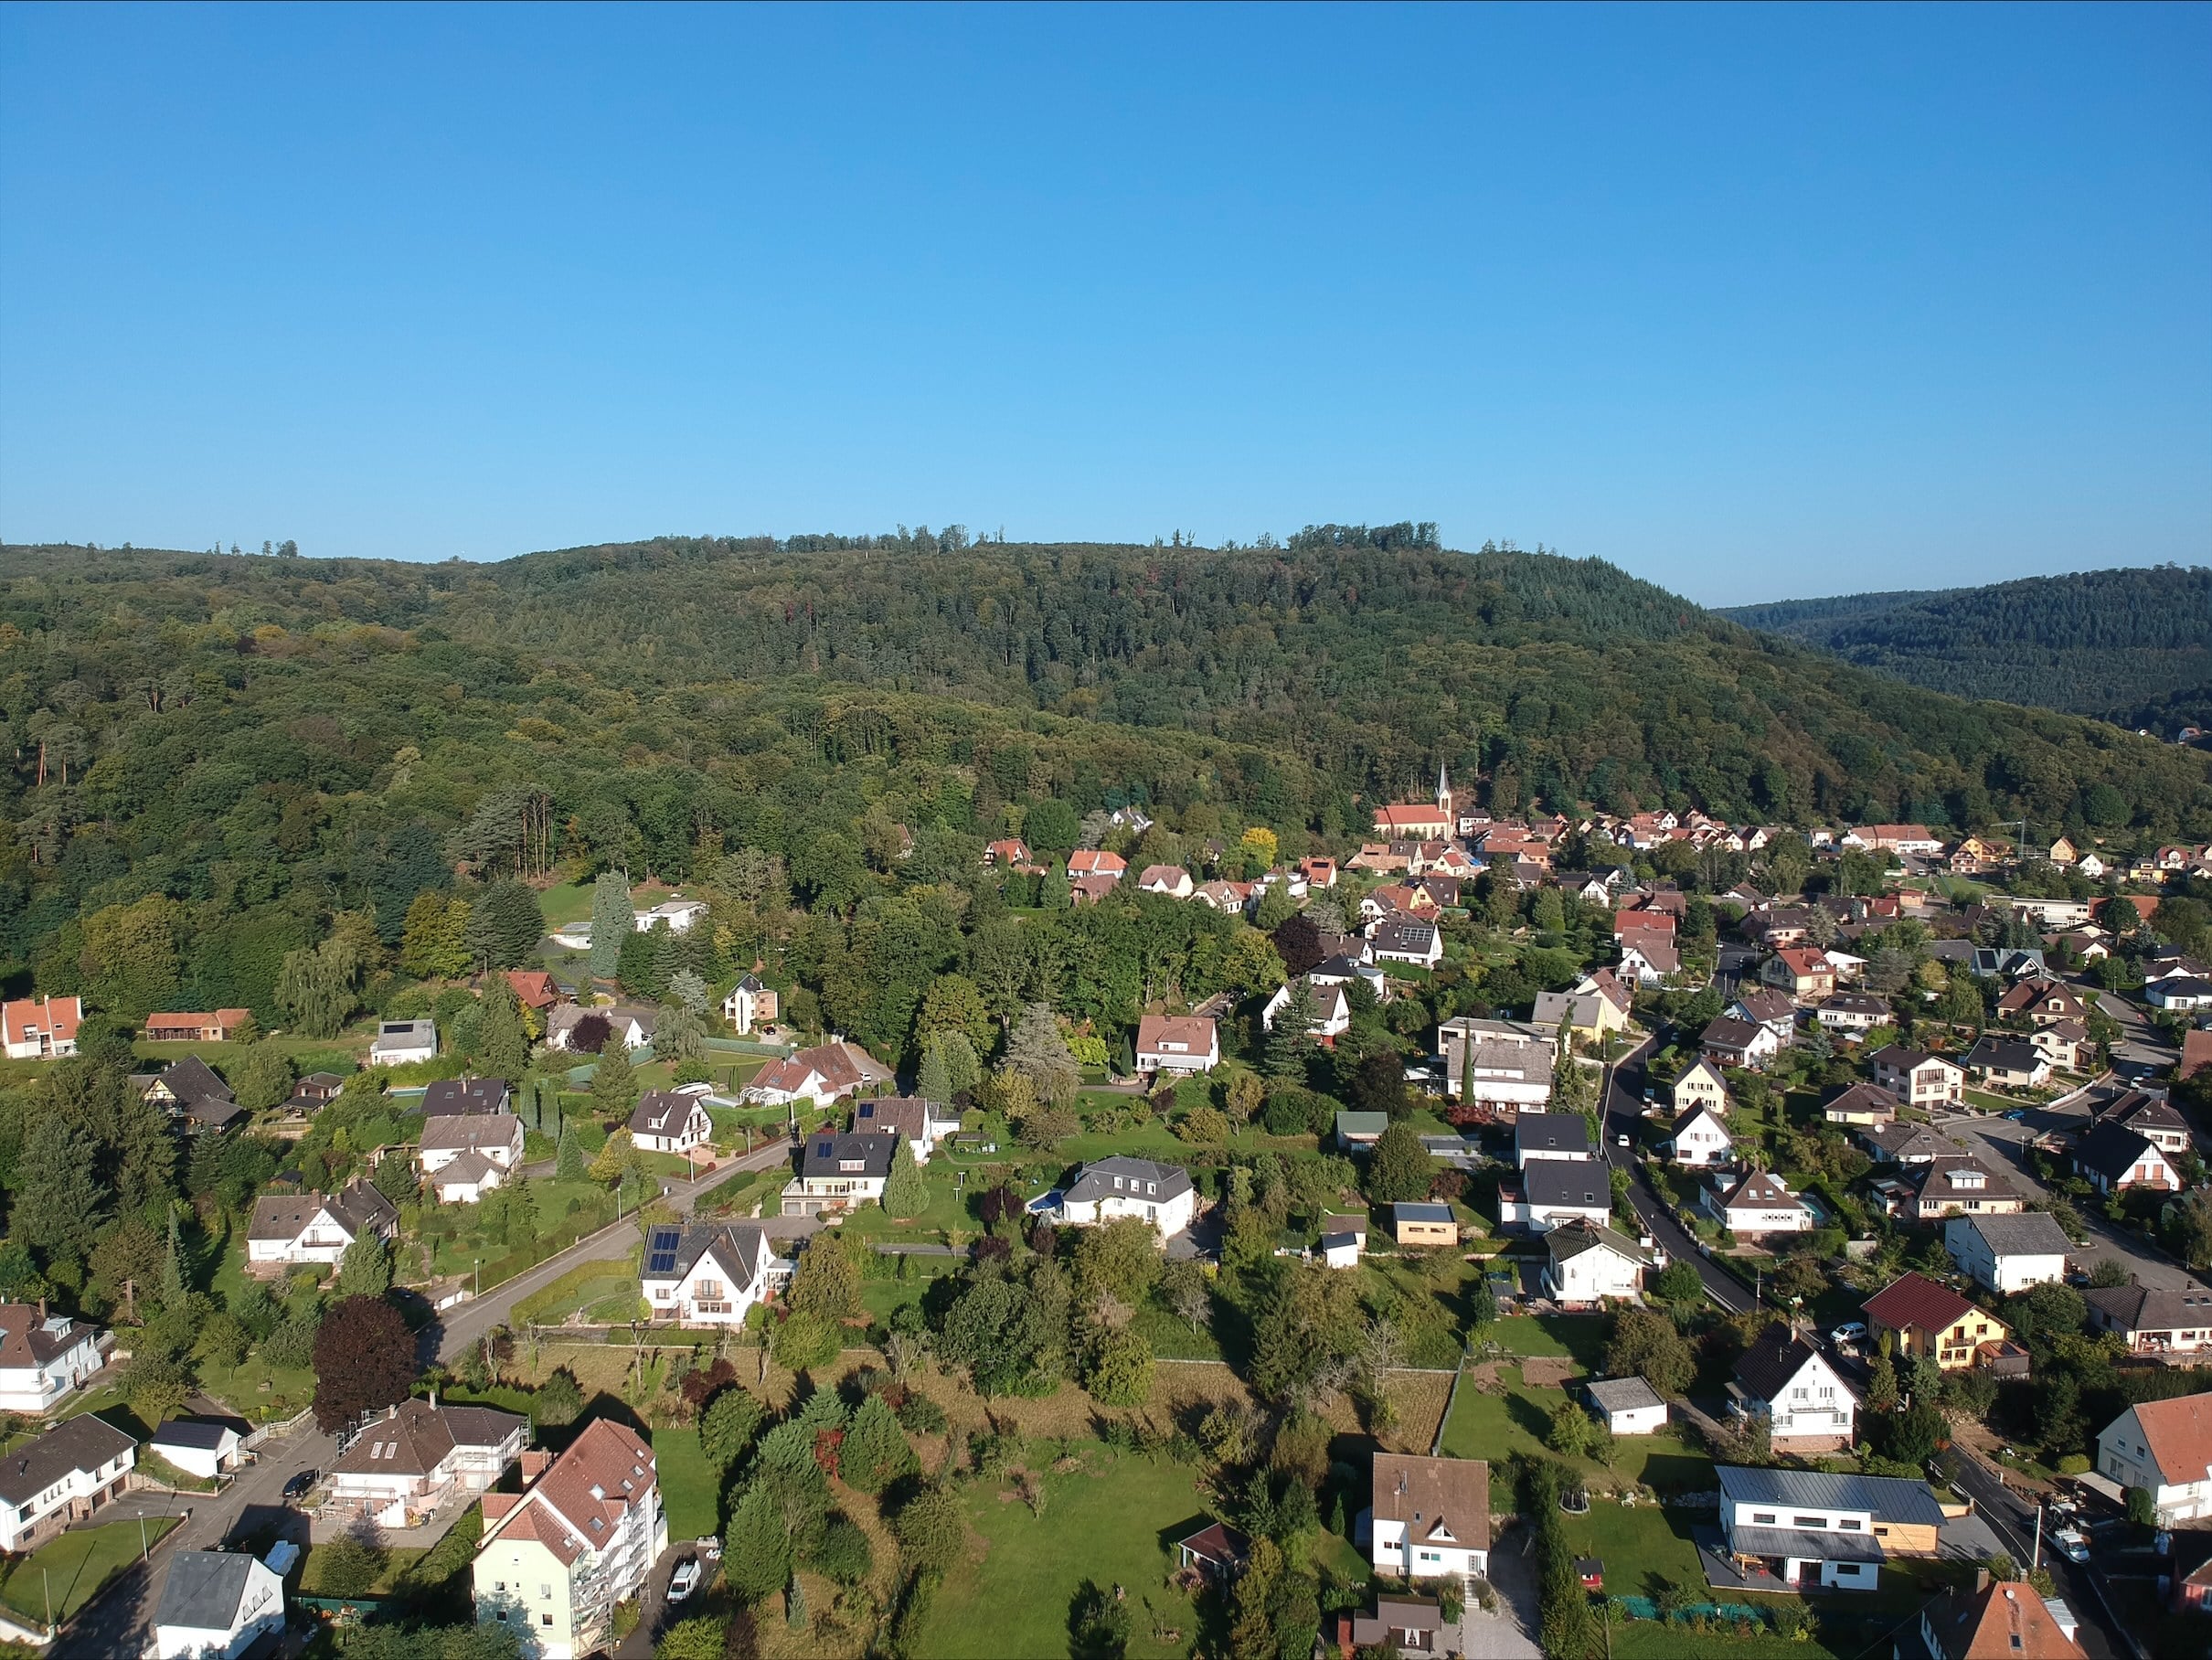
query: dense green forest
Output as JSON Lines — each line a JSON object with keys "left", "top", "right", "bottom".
{"left": 0, "top": 532, "right": 2207, "bottom": 1025}
{"left": 1723, "top": 565, "right": 2212, "bottom": 721}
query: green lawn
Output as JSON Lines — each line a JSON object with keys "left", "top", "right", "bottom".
{"left": 912, "top": 1444, "right": 1210, "bottom": 1660}
{"left": 512, "top": 1257, "right": 642, "bottom": 1326}
{"left": 0, "top": 1517, "right": 177, "bottom": 1624}
{"left": 1441, "top": 1361, "right": 1714, "bottom": 1492}
{"left": 197, "top": 1350, "right": 319, "bottom": 1421}
{"left": 298, "top": 1543, "right": 429, "bottom": 1597}
{"left": 650, "top": 1427, "right": 721, "bottom": 1538}
{"left": 1563, "top": 1497, "right": 1707, "bottom": 1601}
{"left": 1484, "top": 1314, "right": 1611, "bottom": 1368}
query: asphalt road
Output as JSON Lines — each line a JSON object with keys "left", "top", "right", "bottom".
{"left": 1945, "top": 1448, "right": 2127, "bottom": 1660}
{"left": 2071, "top": 976, "right": 2176, "bottom": 1082}
{"left": 1601, "top": 1035, "right": 1754, "bottom": 1314}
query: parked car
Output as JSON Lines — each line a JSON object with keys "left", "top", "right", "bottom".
{"left": 2055, "top": 1527, "right": 2090, "bottom": 1564}
{"left": 1829, "top": 1321, "right": 1867, "bottom": 1345}
{"left": 282, "top": 1471, "right": 316, "bottom": 1501}
{"left": 1615, "top": 1133, "right": 1632, "bottom": 1148}
{"left": 667, "top": 1558, "right": 702, "bottom": 1602}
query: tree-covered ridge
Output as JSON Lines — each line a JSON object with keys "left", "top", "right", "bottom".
{"left": 1721, "top": 565, "right": 2212, "bottom": 719}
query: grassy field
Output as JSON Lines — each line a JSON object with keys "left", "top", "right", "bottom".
{"left": 1484, "top": 1314, "right": 1611, "bottom": 1368}
{"left": 297, "top": 1543, "right": 430, "bottom": 1597}
{"left": 0, "top": 1517, "right": 177, "bottom": 1624}
{"left": 1440, "top": 1364, "right": 1713, "bottom": 1491}
{"left": 910, "top": 1443, "right": 1210, "bottom": 1660}
{"left": 512, "top": 1256, "right": 643, "bottom": 1326}
{"left": 650, "top": 1427, "right": 721, "bottom": 1538}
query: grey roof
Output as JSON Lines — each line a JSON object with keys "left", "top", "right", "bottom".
{"left": 419, "top": 1078, "right": 511, "bottom": 1117}
{"left": 148, "top": 1056, "right": 232, "bottom": 1107}
{"left": 1717, "top": 1463, "right": 1946, "bottom": 1525}
{"left": 1822, "top": 1082, "right": 1898, "bottom": 1119}
{"left": 1950, "top": 1212, "right": 2072, "bottom": 1258}
{"left": 1732, "top": 1326, "right": 1848, "bottom": 1406}
{"left": 1514, "top": 1113, "right": 1591, "bottom": 1156}
{"left": 630, "top": 1091, "right": 707, "bottom": 1137}
{"left": 1063, "top": 1155, "right": 1192, "bottom": 1206}
{"left": 1915, "top": 1154, "right": 2018, "bottom": 1205}
{"left": 1544, "top": 1218, "right": 1649, "bottom": 1265}
{"left": 1335, "top": 1111, "right": 1391, "bottom": 1138}
{"left": 1859, "top": 1122, "right": 1947, "bottom": 1163}
{"left": 1372, "top": 917, "right": 1441, "bottom": 953}
{"left": 1726, "top": 1526, "right": 1884, "bottom": 1564}
{"left": 2073, "top": 1121, "right": 2160, "bottom": 1181}
{"left": 154, "top": 1549, "right": 260, "bottom": 1634}
{"left": 329, "top": 1399, "right": 526, "bottom": 1478}
{"left": 1583, "top": 1376, "right": 1664, "bottom": 1414}
{"left": 798, "top": 1130, "right": 900, "bottom": 1181}
{"left": 1965, "top": 1036, "right": 2043, "bottom": 1072}
{"left": 1519, "top": 1160, "right": 1612, "bottom": 1209}
{"left": 1394, "top": 1202, "right": 1455, "bottom": 1223}
{"left": 2083, "top": 1280, "right": 2212, "bottom": 1335}
{"left": 246, "top": 1178, "right": 397, "bottom": 1244}
{"left": 0, "top": 1413, "right": 136, "bottom": 1506}
{"left": 419, "top": 1110, "right": 521, "bottom": 1151}
{"left": 642, "top": 1221, "right": 771, "bottom": 1290}
{"left": 153, "top": 1419, "right": 240, "bottom": 1452}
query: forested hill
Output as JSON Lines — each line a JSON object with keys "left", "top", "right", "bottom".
{"left": 0, "top": 536, "right": 2207, "bottom": 951}
{"left": 1721, "top": 565, "right": 2212, "bottom": 722}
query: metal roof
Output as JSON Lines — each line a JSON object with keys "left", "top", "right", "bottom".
{"left": 1717, "top": 1463, "right": 1945, "bottom": 1525}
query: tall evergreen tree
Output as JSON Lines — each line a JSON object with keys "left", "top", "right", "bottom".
{"left": 880, "top": 1137, "right": 926, "bottom": 1218}
{"left": 588, "top": 872, "right": 632, "bottom": 979}
{"left": 476, "top": 980, "right": 530, "bottom": 1084}
{"left": 590, "top": 1043, "right": 637, "bottom": 1122}
{"left": 14, "top": 1115, "right": 104, "bottom": 1266}
{"left": 1263, "top": 979, "right": 1317, "bottom": 1079}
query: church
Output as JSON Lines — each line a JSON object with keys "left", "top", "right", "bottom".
{"left": 1370, "top": 764, "right": 1458, "bottom": 840}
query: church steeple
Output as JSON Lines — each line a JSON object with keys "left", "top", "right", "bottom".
{"left": 1437, "top": 761, "right": 1453, "bottom": 825}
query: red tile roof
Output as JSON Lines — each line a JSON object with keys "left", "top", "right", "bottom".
{"left": 1863, "top": 1271, "right": 1976, "bottom": 1335}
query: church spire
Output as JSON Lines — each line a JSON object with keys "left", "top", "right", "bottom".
{"left": 1437, "top": 760, "right": 1453, "bottom": 825}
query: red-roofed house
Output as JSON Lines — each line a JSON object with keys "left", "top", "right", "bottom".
{"left": 2183, "top": 1027, "right": 2212, "bottom": 1080}
{"left": 474, "top": 1417, "right": 665, "bottom": 1658}
{"left": 144, "top": 1009, "right": 253, "bottom": 1044}
{"left": 0, "top": 995, "right": 80, "bottom": 1060}
{"left": 984, "top": 838, "right": 1040, "bottom": 872}
{"left": 1761, "top": 947, "right": 1836, "bottom": 1001}
{"left": 2098, "top": 1391, "right": 2212, "bottom": 1526}
{"left": 1864, "top": 1272, "right": 2015, "bottom": 1371}
{"left": 1138, "top": 865, "right": 1195, "bottom": 899}
{"left": 503, "top": 970, "right": 562, "bottom": 1013}
{"left": 1068, "top": 849, "right": 1127, "bottom": 881}
{"left": 744, "top": 1040, "right": 894, "bottom": 1109}
{"left": 1135, "top": 1015, "right": 1218, "bottom": 1080}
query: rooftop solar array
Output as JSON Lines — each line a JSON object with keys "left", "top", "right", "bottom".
{"left": 644, "top": 1226, "right": 683, "bottom": 1276}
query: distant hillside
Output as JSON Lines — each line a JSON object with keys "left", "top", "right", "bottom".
{"left": 1720, "top": 566, "right": 2212, "bottom": 722}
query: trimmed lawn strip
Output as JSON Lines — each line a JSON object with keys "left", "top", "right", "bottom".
{"left": 0, "top": 1517, "right": 177, "bottom": 1624}
{"left": 651, "top": 1427, "right": 720, "bottom": 1539}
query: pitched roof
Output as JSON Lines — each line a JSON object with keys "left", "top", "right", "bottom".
{"left": 1951, "top": 1212, "right": 2072, "bottom": 1259}
{"left": 486, "top": 1416, "right": 656, "bottom": 1568}
{"left": 1544, "top": 1218, "right": 1649, "bottom": 1266}
{"left": 2082, "top": 1280, "right": 2212, "bottom": 1335}
{"left": 2122, "top": 1390, "right": 2212, "bottom": 1486}
{"left": 643, "top": 1221, "right": 771, "bottom": 1290}
{"left": 420, "top": 1111, "right": 522, "bottom": 1152}
{"left": 1514, "top": 1113, "right": 1591, "bottom": 1156}
{"left": 419, "top": 1077, "right": 511, "bottom": 1117}
{"left": 1822, "top": 1082, "right": 1898, "bottom": 1119}
{"left": 1584, "top": 1376, "right": 1664, "bottom": 1414}
{"left": 0, "top": 1412, "right": 135, "bottom": 1505}
{"left": 246, "top": 1178, "right": 396, "bottom": 1244}
{"left": 1964, "top": 1036, "right": 2044, "bottom": 1073}
{"left": 1700, "top": 1016, "right": 1764, "bottom": 1051}
{"left": 153, "top": 1549, "right": 262, "bottom": 1636}
{"left": 1715, "top": 1170, "right": 1803, "bottom": 1210}
{"left": 1916, "top": 1154, "right": 2018, "bottom": 1206}
{"left": 1370, "top": 1454, "right": 1490, "bottom": 1554}
{"left": 1135, "top": 1014, "right": 1216, "bottom": 1056}
{"left": 152, "top": 1418, "right": 241, "bottom": 1452}
{"left": 1519, "top": 1161, "right": 1613, "bottom": 1208}
{"left": 1919, "top": 1580, "right": 2085, "bottom": 1659}
{"left": 1732, "top": 988, "right": 1797, "bottom": 1024}
{"left": 798, "top": 1131, "right": 899, "bottom": 1180}
{"left": 1733, "top": 1325, "right": 1849, "bottom": 1406}
{"left": 150, "top": 1056, "right": 233, "bottom": 1106}
{"left": 1716, "top": 1463, "right": 1945, "bottom": 1525}
{"left": 628, "top": 1091, "right": 707, "bottom": 1138}
{"left": 331, "top": 1399, "right": 525, "bottom": 1479}
{"left": 1063, "top": 1156, "right": 1192, "bottom": 1206}
{"left": 2073, "top": 1121, "right": 2163, "bottom": 1181}
{"left": 1863, "top": 1271, "right": 1977, "bottom": 1335}
{"left": 0, "top": 1306, "right": 95, "bottom": 1371}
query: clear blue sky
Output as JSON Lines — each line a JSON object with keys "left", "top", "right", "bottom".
{"left": 3, "top": 4, "right": 2207, "bottom": 602}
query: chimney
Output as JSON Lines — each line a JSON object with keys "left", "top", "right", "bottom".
{"left": 1973, "top": 1567, "right": 1990, "bottom": 1593}
{"left": 519, "top": 1450, "right": 552, "bottom": 1485}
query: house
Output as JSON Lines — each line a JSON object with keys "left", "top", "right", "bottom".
{"left": 370, "top": 1019, "right": 440, "bottom": 1066}
{"left": 1391, "top": 1202, "right": 1459, "bottom": 1248}
{"left": 1845, "top": 824, "right": 1944, "bottom": 856}
{"left": 642, "top": 1222, "right": 779, "bottom": 1325}
{"left": 1871, "top": 1045, "right": 1964, "bottom": 1107}
{"left": 1496, "top": 1160, "right": 1613, "bottom": 1234}
{"left": 1761, "top": 948, "right": 1836, "bottom": 1002}
{"left": 1664, "top": 1103, "right": 1734, "bottom": 1167}
{"left": 2072, "top": 1122, "right": 2182, "bottom": 1196}
{"left": 1370, "top": 774, "right": 1455, "bottom": 840}
{"left": 1262, "top": 977, "right": 1352, "bottom": 1045}
{"left": 2029, "top": 1020, "right": 2091, "bottom": 1074}
{"left": 1822, "top": 1081, "right": 1898, "bottom": 1127}
{"left": 502, "top": 970, "right": 562, "bottom": 1014}
{"left": 633, "top": 899, "right": 708, "bottom": 934}
{"left": 1863, "top": 1272, "right": 2013, "bottom": 1371}
{"left": 2147, "top": 977, "right": 2212, "bottom": 1012}
{"left": 474, "top": 1417, "right": 666, "bottom": 1660}
{"left": 1963, "top": 1037, "right": 2051, "bottom": 1091}
{"left": 1945, "top": 1213, "right": 2072, "bottom": 1294}
{"left": 1728, "top": 987, "right": 1800, "bottom": 1047}
{"left": 747, "top": 1038, "right": 894, "bottom": 1109}
{"left": 1671, "top": 1057, "right": 1733, "bottom": 1117}
{"left": 1583, "top": 1376, "right": 1668, "bottom": 1436}
{"left": 245, "top": 1179, "right": 399, "bottom": 1272}
{"left": 1706, "top": 1170, "right": 1813, "bottom": 1238}
{"left": 1047, "top": 1157, "right": 1198, "bottom": 1237}
{"left": 2097, "top": 1392, "right": 2212, "bottom": 1526}
{"left": 1948, "top": 835, "right": 2010, "bottom": 874}
{"left": 420, "top": 1112, "right": 525, "bottom": 1206}
{"left": 1532, "top": 989, "right": 1624, "bottom": 1042}
{"left": 719, "top": 973, "right": 779, "bottom": 1036}
{"left": 1814, "top": 994, "right": 1891, "bottom": 1041}
{"left": 0, "top": 1304, "right": 100, "bottom": 1414}
{"left": 1367, "top": 1452, "right": 1489, "bottom": 1581}
{"left": 1909, "top": 1575, "right": 2086, "bottom": 1660}
{"left": 1617, "top": 936, "right": 1680, "bottom": 984}
{"left": 1716, "top": 1464, "right": 1945, "bottom": 1591}
{"left": 149, "top": 1418, "right": 245, "bottom": 1481}
{"left": 2186, "top": 1027, "right": 2212, "bottom": 1081}
{"left": 1700, "top": 1016, "right": 1779, "bottom": 1070}
{"left": 1067, "top": 849, "right": 1126, "bottom": 883}
{"left": 0, "top": 995, "right": 80, "bottom": 1059}
{"left": 1334, "top": 1112, "right": 1389, "bottom": 1154}
{"left": 2081, "top": 1280, "right": 2212, "bottom": 1357}
{"left": 151, "top": 1548, "right": 288, "bottom": 1660}
{"left": 1513, "top": 1112, "right": 1593, "bottom": 1165}
{"left": 1136, "top": 864, "right": 1194, "bottom": 899}
{"left": 140, "top": 1056, "right": 242, "bottom": 1130}
{"left": 1996, "top": 977, "right": 2087, "bottom": 1027}
{"left": 1730, "top": 1325, "right": 1858, "bottom": 1452}
{"left": 615, "top": 1091, "right": 712, "bottom": 1160}
{"left": 326, "top": 1399, "right": 528, "bottom": 1527}
{"left": 1298, "top": 856, "right": 1337, "bottom": 889}
{"left": 1909, "top": 1154, "right": 2024, "bottom": 1219}
{"left": 2047, "top": 836, "right": 2079, "bottom": 866}
{"left": 1174, "top": 1519, "right": 1250, "bottom": 1580}
{"left": 1860, "top": 1122, "right": 1951, "bottom": 1165}
{"left": 1542, "top": 1219, "right": 1650, "bottom": 1304}
{"left": 1133, "top": 1014, "right": 1218, "bottom": 1079}
{"left": 1369, "top": 916, "right": 1443, "bottom": 968}
{"left": 284, "top": 1071, "right": 346, "bottom": 1114}
{"left": 0, "top": 1412, "right": 136, "bottom": 1551}
{"left": 421, "top": 1078, "right": 513, "bottom": 1117}
{"left": 1318, "top": 1212, "right": 1368, "bottom": 1270}
{"left": 2089, "top": 1091, "right": 2191, "bottom": 1155}
{"left": 144, "top": 1008, "right": 253, "bottom": 1044}
{"left": 1434, "top": 1017, "right": 1553, "bottom": 1116}
{"left": 853, "top": 1096, "right": 962, "bottom": 1165}
{"left": 781, "top": 1131, "right": 900, "bottom": 1218}
{"left": 545, "top": 1005, "right": 654, "bottom": 1054}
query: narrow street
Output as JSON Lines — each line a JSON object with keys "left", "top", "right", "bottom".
{"left": 1945, "top": 1448, "right": 2128, "bottom": 1660}
{"left": 1602, "top": 1035, "right": 1754, "bottom": 1314}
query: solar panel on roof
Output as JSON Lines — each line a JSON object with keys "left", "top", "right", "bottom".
{"left": 644, "top": 1227, "right": 682, "bottom": 1275}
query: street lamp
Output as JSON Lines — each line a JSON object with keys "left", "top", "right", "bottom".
{"left": 473, "top": 1258, "right": 481, "bottom": 1301}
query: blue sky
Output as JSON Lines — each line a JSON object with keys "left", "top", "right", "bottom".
{"left": 2, "top": 4, "right": 2207, "bottom": 602}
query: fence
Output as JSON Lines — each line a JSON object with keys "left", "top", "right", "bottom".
{"left": 244, "top": 1407, "right": 316, "bottom": 1451}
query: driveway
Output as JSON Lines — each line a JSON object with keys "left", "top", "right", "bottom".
{"left": 1469, "top": 1529, "right": 1545, "bottom": 1658}
{"left": 1602, "top": 1038, "right": 1754, "bottom": 1314}
{"left": 612, "top": 1541, "right": 714, "bottom": 1659}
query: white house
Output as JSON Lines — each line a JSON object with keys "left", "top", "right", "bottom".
{"left": 369, "top": 1019, "right": 440, "bottom": 1067}
{"left": 0, "top": 995, "right": 80, "bottom": 1060}
{"left": 1047, "top": 1156, "right": 1196, "bottom": 1237}
{"left": 780, "top": 1131, "right": 900, "bottom": 1218}
{"left": 149, "top": 1419, "right": 245, "bottom": 1482}
{"left": 1513, "top": 1112, "right": 1594, "bottom": 1166}
{"left": 1318, "top": 1212, "right": 1367, "bottom": 1270}
{"left": 1434, "top": 1016, "right": 1554, "bottom": 1116}
{"left": 1369, "top": 916, "right": 1443, "bottom": 968}
{"left": 633, "top": 899, "right": 708, "bottom": 933}
{"left": 1496, "top": 1160, "right": 1612, "bottom": 1234}
{"left": 1542, "top": 1219, "right": 1651, "bottom": 1304}
{"left": 244, "top": 1180, "right": 399, "bottom": 1272}
{"left": 719, "top": 973, "right": 779, "bottom": 1036}
{"left": 2097, "top": 1391, "right": 2212, "bottom": 1525}
{"left": 1664, "top": 1103, "right": 1734, "bottom": 1167}
{"left": 1261, "top": 977, "right": 1351, "bottom": 1044}
{"left": 1137, "top": 864, "right": 1195, "bottom": 899}
{"left": 324, "top": 1399, "right": 528, "bottom": 1529}
{"left": 0, "top": 1413, "right": 136, "bottom": 1551}
{"left": 1134, "top": 1014, "right": 1219, "bottom": 1079}
{"left": 1583, "top": 1376, "right": 1669, "bottom": 1437}
{"left": 642, "top": 1222, "right": 780, "bottom": 1325}
{"left": 746, "top": 1039, "right": 893, "bottom": 1110}
{"left": 1729, "top": 1326, "right": 1857, "bottom": 1452}
{"left": 2147, "top": 977, "right": 2212, "bottom": 1012}
{"left": 1706, "top": 1170, "right": 1814, "bottom": 1238}
{"left": 1717, "top": 1465, "right": 1945, "bottom": 1591}
{"left": 852, "top": 1096, "right": 962, "bottom": 1164}
{"left": 547, "top": 1005, "right": 657, "bottom": 1055}
{"left": 1670, "top": 1057, "right": 1732, "bottom": 1117}
{"left": 152, "top": 1548, "right": 288, "bottom": 1660}
{"left": 0, "top": 1306, "right": 103, "bottom": 1412}
{"left": 1944, "top": 1213, "right": 2073, "bottom": 1295}
{"left": 628, "top": 1091, "right": 713, "bottom": 1155}
{"left": 1367, "top": 1453, "right": 1490, "bottom": 1582}
{"left": 419, "top": 1112, "right": 524, "bottom": 1180}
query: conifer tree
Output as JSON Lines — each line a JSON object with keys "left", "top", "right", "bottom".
{"left": 590, "top": 1043, "right": 637, "bottom": 1121}
{"left": 556, "top": 1127, "right": 587, "bottom": 1181}
{"left": 588, "top": 872, "right": 632, "bottom": 979}
{"left": 881, "top": 1137, "right": 926, "bottom": 1219}
{"left": 477, "top": 979, "right": 530, "bottom": 1084}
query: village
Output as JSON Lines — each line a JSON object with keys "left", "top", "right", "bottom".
{"left": 2, "top": 772, "right": 2211, "bottom": 1660}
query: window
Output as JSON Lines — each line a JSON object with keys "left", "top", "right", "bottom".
{"left": 541, "top": 1614, "right": 554, "bottom": 1627}
{"left": 1751, "top": 1512, "right": 1777, "bottom": 1525}
{"left": 1792, "top": 1515, "right": 1824, "bottom": 1529}
{"left": 1836, "top": 1517, "right": 1861, "bottom": 1530}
